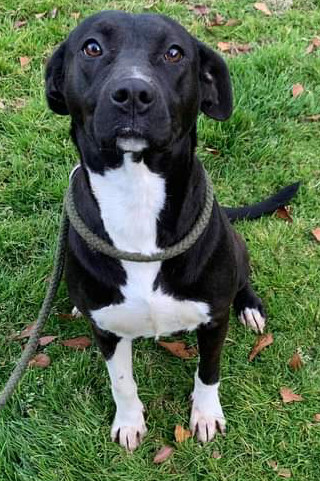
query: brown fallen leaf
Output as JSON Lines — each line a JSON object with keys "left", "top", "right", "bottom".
{"left": 205, "top": 147, "right": 220, "bottom": 156}
{"left": 280, "top": 387, "right": 303, "bottom": 403}
{"left": 248, "top": 333, "right": 273, "bottom": 362}
{"left": 278, "top": 468, "right": 292, "bottom": 478}
{"left": 267, "top": 460, "right": 278, "bottom": 470}
{"left": 29, "top": 353, "right": 51, "bottom": 368}
{"left": 13, "top": 321, "right": 36, "bottom": 340}
{"left": 20, "top": 56, "right": 31, "bottom": 68}
{"left": 0, "top": 100, "right": 5, "bottom": 110}
{"left": 39, "top": 335, "right": 57, "bottom": 347}
{"left": 217, "top": 41, "right": 252, "bottom": 55}
{"left": 313, "top": 414, "right": 320, "bottom": 422}
{"left": 58, "top": 313, "right": 76, "bottom": 320}
{"left": 187, "top": 5, "right": 210, "bottom": 16}
{"left": 254, "top": 2, "right": 272, "bottom": 16}
{"left": 174, "top": 425, "right": 191, "bottom": 442}
{"left": 225, "top": 18, "right": 240, "bottom": 27}
{"left": 212, "top": 450, "right": 222, "bottom": 459}
{"left": 288, "top": 352, "right": 303, "bottom": 371}
{"left": 11, "top": 98, "right": 27, "bottom": 110}
{"left": 14, "top": 20, "right": 27, "bottom": 29}
{"left": 207, "top": 13, "right": 225, "bottom": 26}
{"left": 153, "top": 445, "right": 174, "bottom": 464}
{"left": 306, "top": 37, "right": 320, "bottom": 54}
{"left": 301, "top": 114, "right": 320, "bottom": 122}
{"left": 35, "top": 12, "right": 47, "bottom": 19}
{"left": 71, "top": 12, "right": 81, "bottom": 19}
{"left": 292, "top": 83, "right": 304, "bottom": 97}
{"left": 61, "top": 336, "right": 91, "bottom": 350}
{"left": 158, "top": 340, "right": 197, "bottom": 359}
{"left": 311, "top": 227, "right": 320, "bottom": 242}
{"left": 276, "top": 206, "right": 293, "bottom": 223}
{"left": 50, "top": 7, "right": 58, "bottom": 19}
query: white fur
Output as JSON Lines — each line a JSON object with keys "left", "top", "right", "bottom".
{"left": 107, "top": 338, "right": 146, "bottom": 451}
{"left": 88, "top": 153, "right": 210, "bottom": 339}
{"left": 117, "top": 137, "right": 148, "bottom": 152}
{"left": 190, "top": 371, "right": 226, "bottom": 442}
{"left": 239, "top": 307, "right": 265, "bottom": 333}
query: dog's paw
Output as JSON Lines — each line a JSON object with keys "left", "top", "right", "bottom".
{"left": 71, "top": 306, "right": 82, "bottom": 318}
{"left": 238, "top": 307, "right": 266, "bottom": 333}
{"left": 111, "top": 412, "right": 147, "bottom": 451}
{"left": 190, "top": 406, "right": 226, "bottom": 443}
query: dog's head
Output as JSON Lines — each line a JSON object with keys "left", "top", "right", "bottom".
{"left": 46, "top": 10, "right": 232, "bottom": 154}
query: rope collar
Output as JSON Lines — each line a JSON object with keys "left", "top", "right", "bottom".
{"left": 65, "top": 166, "right": 214, "bottom": 262}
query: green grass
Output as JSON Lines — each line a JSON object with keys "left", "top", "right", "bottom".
{"left": 1, "top": 0, "right": 320, "bottom": 479}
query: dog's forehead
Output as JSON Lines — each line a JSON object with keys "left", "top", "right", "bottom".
{"left": 69, "top": 10, "right": 193, "bottom": 48}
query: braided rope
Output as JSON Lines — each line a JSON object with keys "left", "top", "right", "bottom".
{"left": 0, "top": 168, "right": 213, "bottom": 409}
{"left": 66, "top": 169, "right": 214, "bottom": 262}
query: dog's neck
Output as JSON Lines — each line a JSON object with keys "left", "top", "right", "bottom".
{"left": 71, "top": 123, "right": 207, "bottom": 249}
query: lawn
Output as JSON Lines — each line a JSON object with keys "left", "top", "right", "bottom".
{"left": 0, "top": 0, "right": 319, "bottom": 479}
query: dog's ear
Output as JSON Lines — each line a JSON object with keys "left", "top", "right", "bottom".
{"left": 45, "top": 42, "right": 69, "bottom": 115}
{"left": 197, "top": 41, "right": 232, "bottom": 121}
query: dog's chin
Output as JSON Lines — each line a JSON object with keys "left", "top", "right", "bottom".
{"left": 116, "top": 137, "right": 149, "bottom": 153}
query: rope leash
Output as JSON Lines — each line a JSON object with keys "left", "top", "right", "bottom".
{"left": 0, "top": 168, "right": 213, "bottom": 409}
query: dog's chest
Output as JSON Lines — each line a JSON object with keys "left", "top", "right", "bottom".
{"left": 88, "top": 154, "right": 210, "bottom": 339}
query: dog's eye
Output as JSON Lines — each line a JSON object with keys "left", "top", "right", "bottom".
{"left": 82, "top": 40, "right": 102, "bottom": 57}
{"left": 164, "top": 45, "right": 184, "bottom": 63}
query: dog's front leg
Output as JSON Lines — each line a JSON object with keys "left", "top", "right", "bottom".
{"left": 190, "top": 312, "right": 229, "bottom": 442}
{"left": 107, "top": 338, "right": 147, "bottom": 451}
{"left": 93, "top": 328, "right": 147, "bottom": 451}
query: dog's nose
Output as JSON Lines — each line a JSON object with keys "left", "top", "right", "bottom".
{"left": 110, "top": 79, "right": 155, "bottom": 114}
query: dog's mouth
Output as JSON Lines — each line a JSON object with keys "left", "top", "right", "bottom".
{"left": 116, "top": 137, "right": 149, "bottom": 153}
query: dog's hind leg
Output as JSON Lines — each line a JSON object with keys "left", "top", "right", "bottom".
{"left": 233, "top": 283, "right": 266, "bottom": 334}
{"left": 190, "top": 312, "right": 229, "bottom": 442}
{"left": 93, "top": 328, "right": 147, "bottom": 451}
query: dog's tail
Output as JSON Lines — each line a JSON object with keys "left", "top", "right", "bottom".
{"left": 223, "top": 182, "right": 300, "bottom": 222}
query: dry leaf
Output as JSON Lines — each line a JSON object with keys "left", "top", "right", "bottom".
{"left": 35, "top": 12, "right": 47, "bottom": 19}
{"left": 276, "top": 206, "right": 293, "bottom": 223}
{"left": 207, "top": 13, "right": 225, "bottom": 26}
{"left": 311, "top": 227, "right": 320, "bottom": 242}
{"left": 13, "top": 321, "right": 36, "bottom": 340}
{"left": 61, "top": 336, "right": 91, "bottom": 350}
{"left": 205, "top": 147, "right": 220, "bottom": 155}
{"left": 174, "top": 425, "right": 191, "bottom": 442}
{"left": 292, "top": 83, "right": 304, "bottom": 97}
{"left": 225, "top": 18, "right": 240, "bottom": 27}
{"left": 50, "top": 8, "right": 58, "bottom": 19}
{"left": 20, "top": 57, "right": 31, "bottom": 68}
{"left": 313, "top": 414, "right": 320, "bottom": 422}
{"left": 14, "top": 20, "right": 27, "bottom": 29}
{"left": 268, "top": 460, "right": 278, "bottom": 470}
{"left": 248, "top": 333, "right": 273, "bottom": 361}
{"left": 254, "top": 2, "right": 272, "bottom": 16}
{"left": 280, "top": 387, "right": 303, "bottom": 403}
{"left": 212, "top": 450, "right": 222, "bottom": 459}
{"left": 217, "top": 41, "right": 251, "bottom": 55}
{"left": 306, "top": 37, "right": 320, "bottom": 54}
{"left": 58, "top": 313, "right": 76, "bottom": 320}
{"left": 71, "top": 12, "right": 80, "bottom": 19}
{"left": 288, "top": 352, "right": 303, "bottom": 370}
{"left": 28, "top": 353, "right": 51, "bottom": 368}
{"left": 0, "top": 100, "right": 5, "bottom": 110}
{"left": 153, "top": 445, "right": 174, "bottom": 464}
{"left": 158, "top": 340, "right": 197, "bottom": 359}
{"left": 187, "top": 5, "right": 210, "bottom": 16}
{"left": 301, "top": 114, "right": 320, "bottom": 122}
{"left": 11, "top": 98, "right": 26, "bottom": 109}
{"left": 39, "top": 335, "right": 57, "bottom": 347}
{"left": 278, "top": 468, "right": 291, "bottom": 478}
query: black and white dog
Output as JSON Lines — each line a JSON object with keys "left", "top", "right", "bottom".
{"left": 45, "top": 11, "right": 298, "bottom": 451}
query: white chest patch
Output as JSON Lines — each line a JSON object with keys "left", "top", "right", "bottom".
{"left": 88, "top": 153, "right": 210, "bottom": 339}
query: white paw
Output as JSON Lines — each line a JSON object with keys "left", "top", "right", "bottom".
{"left": 111, "top": 411, "right": 147, "bottom": 451}
{"left": 190, "top": 406, "right": 226, "bottom": 443}
{"left": 238, "top": 307, "right": 266, "bottom": 333}
{"left": 71, "top": 306, "right": 82, "bottom": 318}
{"left": 190, "top": 376, "right": 226, "bottom": 443}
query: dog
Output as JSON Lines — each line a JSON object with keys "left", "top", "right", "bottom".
{"left": 45, "top": 10, "right": 298, "bottom": 451}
